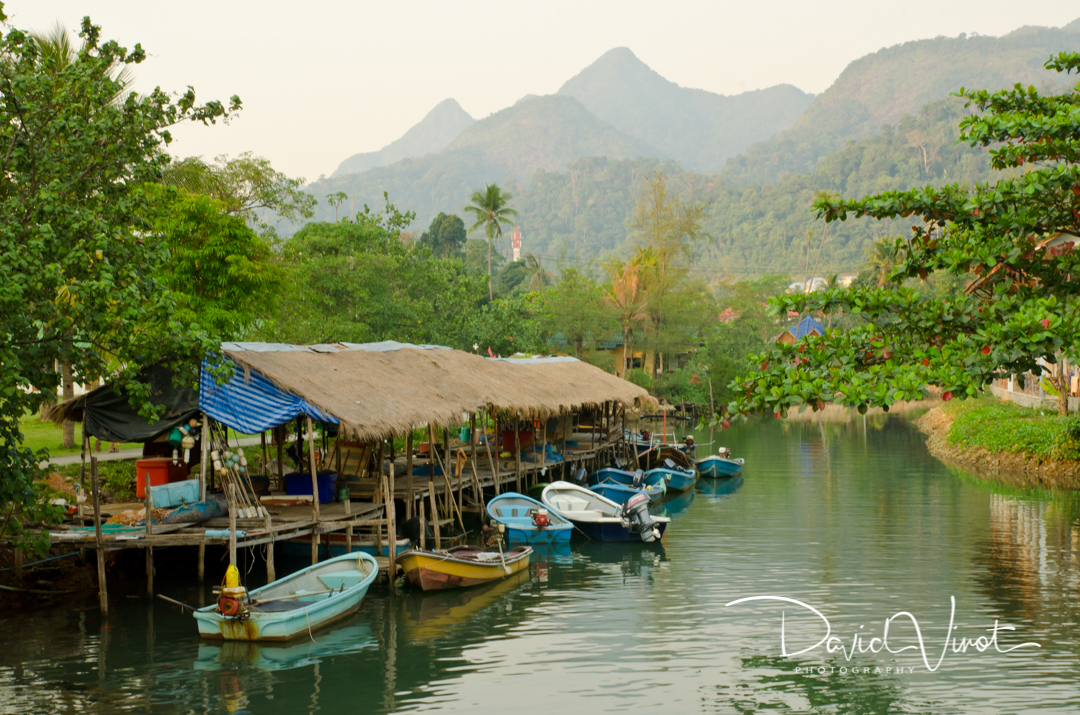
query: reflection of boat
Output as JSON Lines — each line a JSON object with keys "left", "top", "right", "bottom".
{"left": 646, "top": 461, "right": 697, "bottom": 493}
{"left": 400, "top": 569, "right": 531, "bottom": 641}
{"left": 542, "top": 481, "right": 668, "bottom": 543}
{"left": 696, "top": 475, "right": 744, "bottom": 499}
{"left": 487, "top": 493, "right": 572, "bottom": 545}
{"left": 193, "top": 552, "right": 378, "bottom": 641}
{"left": 590, "top": 481, "right": 663, "bottom": 507}
{"left": 658, "top": 488, "right": 694, "bottom": 517}
{"left": 696, "top": 451, "right": 744, "bottom": 478}
{"left": 576, "top": 539, "right": 667, "bottom": 573}
{"left": 193, "top": 623, "right": 376, "bottom": 671}
{"left": 398, "top": 545, "right": 532, "bottom": 590}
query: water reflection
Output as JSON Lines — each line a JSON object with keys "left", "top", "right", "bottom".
{"left": 3, "top": 415, "right": 1080, "bottom": 713}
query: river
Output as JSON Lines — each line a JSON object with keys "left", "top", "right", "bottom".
{"left": 3, "top": 412, "right": 1079, "bottom": 713}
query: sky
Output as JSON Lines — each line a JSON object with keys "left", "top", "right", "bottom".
{"left": 7, "top": 1, "right": 1079, "bottom": 181}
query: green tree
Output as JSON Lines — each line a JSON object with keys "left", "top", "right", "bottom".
{"left": 418, "top": 212, "right": 467, "bottom": 259}
{"left": 464, "top": 183, "right": 518, "bottom": 300}
{"left": 731, "top": 52, "right": 1080, "bottom": 420}
{"left": 539, "top": 269, "right": 614, "bottom": 359}
{"left": 0, "top": 11, "right": 237, "bottom": 554}
{"left": 604, "top": 250, "right": 651, "bottom": 378}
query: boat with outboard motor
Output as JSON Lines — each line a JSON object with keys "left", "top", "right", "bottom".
{"left": 397, "top": 545, "right": 533, "bottom": 591}
{"left": 193, "top": 554, "right": 379, "bottom": 642}
{"left": 645, "top": 458, "right": 697, "bottom": 492}
{"left": 590, "top": 481, "right": 661, "bottom": 507}
{"left": 696, "top": 447, "right": 744, "bottom": 478}
{"left": 541, "top": 481, "right": 668, "bottom": 543}
{"left": 486, "top": 492, "right": 573, "bottom": 545}
{"left": 588, "top": 466, "right": 666, "bottom": 499}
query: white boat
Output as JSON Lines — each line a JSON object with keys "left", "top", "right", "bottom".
{"left": 193, "top": 552, "right": 378, "bottom": 641}
{"left": 541, "top": 481, "right": 669, "bottom": 543}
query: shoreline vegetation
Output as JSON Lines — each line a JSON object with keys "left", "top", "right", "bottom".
{"left": 915, "top": 398, "right": 1080, "bottom": 489}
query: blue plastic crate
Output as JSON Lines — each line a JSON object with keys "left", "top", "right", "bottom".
{"left": 285, "top": 471, "right": 337, "bottom": 504}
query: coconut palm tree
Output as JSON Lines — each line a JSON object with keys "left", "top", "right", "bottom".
{"left": 522, "top": 254, "right": 554, "bottom": 292}
{"left": 463, "top": 183, "right": 517, "bottom": 300}
{"left": 865, "top": 239, "right": 898, "bottom": 288}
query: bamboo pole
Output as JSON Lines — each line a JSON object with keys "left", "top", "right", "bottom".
{"left": 514, "top": 419, "right": 522, "bottom": 493}
{"left": 375, "top": 441, "right": 386, "bottom": 557}
{"left": 78, "top": 433, "right": 88, "bottom": 520}
{"left": 428, "top": 482, "right": 440, "bottom": 550}
{"left": 276, "top": 426, "right": 285, "bottom": 491}
{"left": 261, "top": 431, "right": 269, "bottom": 479}
{"left": 419, "top": 501, "right": 426, "bottom": 551}
{"left": 198, "top": 418, "right": 208, "bottom": 581}
{"left": 228, "top": 484, "right": 237, "bottom": 567}
{"left": 91, "top": 456, "right": 107, "bottom": 615}
{"left": 481, "top": 408, "right": 499, "bottom": 495}
{"left": 405, "top": 431, "right": 414, "bottom": 520}
{"left": 306, "top": 417, "right": 321, "bottom": 523}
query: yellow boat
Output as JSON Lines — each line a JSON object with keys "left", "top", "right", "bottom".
{"left": 397, "top": 545, "right": 532, "bottom": 591}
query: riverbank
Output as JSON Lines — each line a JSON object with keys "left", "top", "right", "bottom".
{"left": 914, "top": 398, "right": 1080, "bottom": 489}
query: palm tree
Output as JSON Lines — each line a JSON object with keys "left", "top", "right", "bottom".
{"left": 464, "top": 183, "right": 517, "bottom": 300}
{"left": 605, "top": 250, "right": 652, "bottom": 378}
{"left": 865, "top": 239, "right": 898, "bottom": 288}
{"left": 522, "top": 254, "right": 554, "bottom": 292}
{"left": 32, "top": 22, "right": 134, "bottom": 99}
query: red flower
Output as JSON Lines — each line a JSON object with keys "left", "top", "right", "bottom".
{"left": 721, "top": 420, "right": 730, "bottom": 430}
{"left": 922, "top": 358, "right": 930, "bottom": 367}
{"left": 981, "top": 345, "right": 991, "bottom": 355}
{"left": 1041, "top": 318, "right": 1050, "bottom": 329}
{"left": 774, "top": 412, "right": 781, "bottom": 419}
{"left": 943, "top": 391, "right": 953, "bottom": 402}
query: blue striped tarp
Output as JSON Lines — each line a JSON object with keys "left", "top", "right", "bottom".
{"left": 199, "top": 358, "right": 339, "bottom": 434}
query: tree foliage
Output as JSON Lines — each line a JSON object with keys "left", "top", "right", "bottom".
{"left": 0, "top": 10, "right": 237, "bottom": 553}
{"left": 417, "top": 212, "right": 467, "bottom": 259}
{"left": 730, "top": 53, "right": 1080, "bottom": 421}
{"left": 463, "top": 183, "right": 517, "bottom": 300}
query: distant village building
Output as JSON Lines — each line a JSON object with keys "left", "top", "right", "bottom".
{"left": 772, "top": 316, "right": 826, "bottom": 344}
{"left": 511, "top": 229, "right": 522, "bottom": 261}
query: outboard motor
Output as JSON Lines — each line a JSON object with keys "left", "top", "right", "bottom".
{"left": 664, "top": 458, "right": 677, "bottom": 470}
{"left": 574, "top": 466, "right": 588, "bottom": 483}
{"left": 614, "top": 458, "right": 624, "bottom": 470}
{"left": 631, "top": 469, "right": 646, "bottom": 489}
{"left": 624, "top": 493, "right": 661, "bottom": 542}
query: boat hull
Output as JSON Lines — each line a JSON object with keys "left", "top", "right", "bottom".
{"left": 576, "top": 519, "right": 668, "bottom": 543}
{"left": 193, "top": 552, "right": 378, "bottom": 642}
{"left": 398, "top": 547, "right": 532, "bottom": 591}
{"left": 505, "top": 525, "right": 572, "bottom": 545}
{"left": 696, "top": 456, "right": 743, "bottom": 478}
{"left": 646, "top": 467, "right": 696, "bottom": 492}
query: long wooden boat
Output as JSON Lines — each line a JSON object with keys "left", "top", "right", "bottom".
{"left": 541, "top": 481, "right": 669, "bottom": 543}
{"left": 398, "top": 545, "right": 532, "bottom": 591}
{"left": 696, "top": 454, "right": 744, "bottom": 478}
{"left": 486, "top": 493, "right": 573, "bottom": 545}
{"left": 193, "top": 552, "right": 378, "bottom": 642}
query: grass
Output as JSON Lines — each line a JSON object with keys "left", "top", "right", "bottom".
{"left": 19, "top": 410, "right": 140, "bottom": 459}
{"left": 944, "top": 397, "right": 1080, "bottom": 461}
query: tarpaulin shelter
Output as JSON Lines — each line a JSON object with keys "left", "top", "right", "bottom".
{"left": 46, "top": 365, "right": 200, "bottom": 443}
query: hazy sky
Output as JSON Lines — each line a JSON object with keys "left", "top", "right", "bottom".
{"left": 7, "top": 1, "right": 1079, "bottom": 181}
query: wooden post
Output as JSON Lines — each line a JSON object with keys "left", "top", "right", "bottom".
{"left": 386, "top": 464, "right": 397, "bottom": 579}
{"left": 514, "top": 419, "right": 522, "bottom": 493}
{"left": 306, "top": 417, "right": 321, "bottom": 525}
{"left": 198, "top": 418, "right": 208, "bottom": 581}
{"left": 428, "top": 482, "right": 440, "bottom": 550}
{"left": 276, "top": 426, "right": 285, "bottom": 491}
{"left": 91, "top": 456, "right": 107, "bottom": 615}
{"left": 228, "top": 484, "right": 237, "bottom": 567}
{"left": 264, "top": 511, "right": 276, "bottom": 583}
{"left": 344, "top": 481, "right": 353, "bottom": 554}
{"left": 419, "top": 501, "right": 426, "bottom": 551}
{"left": 482, "top": 408, "right": 499, "bottom": 495}
{"left": 375, "top": 441, "right": 386, "bottom": 557}
{"left": 78, "top": 433, "right": 88, "bottom": 519}
{"left": 261, "top": 431, "right": 269, "bottom": 478}
{"left": 144, "top": 472, "right": 153, "bottom": 596}
{"left": 405, "top": 431, "right": 414, "bottom": 520}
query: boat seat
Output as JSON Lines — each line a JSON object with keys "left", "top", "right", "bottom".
{"left": 317, "top": 572, "right": 363, "bottom": 591}
{"left": 550, "top": 495, "right": 589, "bottom": 512}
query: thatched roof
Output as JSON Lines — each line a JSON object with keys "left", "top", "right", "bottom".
{"left": 221, "top": 342, "right": 656, "bottom": 442}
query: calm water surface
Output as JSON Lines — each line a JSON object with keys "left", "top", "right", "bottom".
{"left": 3, "top": 413, "right": 1080, "bottom": 714}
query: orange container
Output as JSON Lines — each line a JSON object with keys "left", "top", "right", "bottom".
{"left": 135, "top": 458, "right": 189, "bottom": 498}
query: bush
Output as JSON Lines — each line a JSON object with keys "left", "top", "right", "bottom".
{"left": 947, "top": 400, "right": 1080, "bottom": 461}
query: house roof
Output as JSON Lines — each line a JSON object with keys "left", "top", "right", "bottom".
{"left": 790, "top": 316, "right": 825, "bottom": 339}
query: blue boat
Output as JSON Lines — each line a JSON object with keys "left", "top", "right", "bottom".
{"left": 646, "top": 460, "right": 697, "bottom": 493}
{"left": 696, "top": 451, "right": 744, "bottom": 478}
{"left": 486, "top": 492, "right": 573, "bottom": 545}
{"left": 590, "top": 480, "right": 663, "bottom": 506}
{"left": 193, "top": 552, "right": 379, "bottom": 641}
{"left": 589, "top": 467, "right": 667, "bottom": 495}
{"left": 541, "top": 481, "right": 669, "bottom": 543}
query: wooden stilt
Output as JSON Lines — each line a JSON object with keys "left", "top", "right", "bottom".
{"left": 261, "top": 431, "right": 269, "bottom": 479}
{"left": 419, "top": 501, "right": 426, "bottom": 551}
{"left": 481, "top": 408, "right": 499, "bottom": 495}
{"left": 276, "top": 426, "right": 285, "bottom": 491}
{"left": 386, "top": 465, "right": 397, "bottom": 578}
{"left": 264, "top": 511, "right": 276, "bottom": 582}
{"left": 428, "top": 482, "right": 441, "bottom": 550}
{"left": 376, "top": 441, "right": 386, "bottom": 557}
{"left": 344, "top": 485, "right": 353, "bottom": 554}
{"left": 144, "top": 472, "right": 154, "bottom": 595}
{"left": 405, "top": 431, "right": 414, "bottom": 519}
{"left": 306, "top": 417, "right": 321, "bottom": 523}
{"left": 514, "top": 420, "right": 522, "bottom": 493}
{"left": 311, "top": 532, "right": 319, "bottom": 565}
{"left": 91, "top": 457, "right": 107, "bottom": 614}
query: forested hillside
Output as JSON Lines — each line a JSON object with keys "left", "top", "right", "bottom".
{"left": 723, "top": 23, "right": 1080, "bottom": 184}
{"left": 557, "top": 48, "right": 813, "bottom": 172}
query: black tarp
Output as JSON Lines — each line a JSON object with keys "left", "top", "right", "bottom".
{"left": 73, "top": 366, "right": 200, "bottom": 443}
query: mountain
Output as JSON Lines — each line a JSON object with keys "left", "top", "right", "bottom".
{"left": 305, "top": 95, "right": 656, "bottom": 225}
{"left": 331, "top": 98, "right": 475, "bottom": 177}
{"left": 557, "top": 47, "right": 814, "bottom": 172}
{"left": 724, "top": 22, "right": 1080, "bottom": 184}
